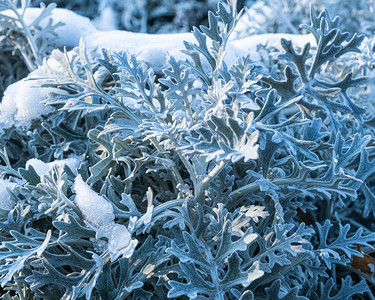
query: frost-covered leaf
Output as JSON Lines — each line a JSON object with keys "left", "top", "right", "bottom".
{"left": 316, "top": 220, "right": 375, "bottom": 269}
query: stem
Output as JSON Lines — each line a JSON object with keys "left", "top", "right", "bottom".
{"left": 152, "top": 199, "right": 185, "bottom": 216}
{"left": 309, "top": 34, "right": 323, "bottom": 79}
{"left": 101, "top": 93, "right": 184, "bottom": 187}
{"left": 177, "top": 152, "right": 196, "bottom": 188}
{"left": 195, "top": 160, "right": 227, "bottom": 204}
{"left": 229, "top": 176, "right": 350, "bottom": 207}
{"left": 61, "top": 193, "right": 84, "bottom": 220}
{"left": 13, "top": 40, "right": 35, "bottom": 72}
{"left": 7, "top": 0, "right": 41, "bottom": 68}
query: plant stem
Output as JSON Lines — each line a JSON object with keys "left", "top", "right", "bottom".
{"left": 101, "top": 93, "right": 185, "bottom": 187}
{"left": 195, "top": 160, "right": 227, "bottom": 204}
{"left": 229, "top": 176, "right": 353, "bottom": 207}
{"left": 7, "top": 0, "right": 41, "bottom": 68}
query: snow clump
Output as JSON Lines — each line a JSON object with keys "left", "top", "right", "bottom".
{"left": 73, "top": 174, "right": 115, "bottom": 228}
{"left": 0, "top": 79, "right": 57, "bottom": 130}
{"left": 73, "top": 175, "right": 138, "bottom": 259}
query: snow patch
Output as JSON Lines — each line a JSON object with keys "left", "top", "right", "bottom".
{"left": 0, "top": 79, "right": 57, "bottom": 129}
{"left": 1, "top": 8, "right": 96, "bottom": 47}
{"left": 94, "top": 6, "right": 118, "bottom": 31}
{"left": 73, "top": 174, "right": 114, "bottom": 228}
{"left": 85, "top": 30, "right": 195, "bottom": 72}
{"left": 106, "top": 223, "right": 138, "bottom": 259}
{"left": 73, "top": 175, "right": 138, "bottom": 259}
{"left": 231, "top": 33, "right": 316, "bottom": 61}
{"left": 26, "top": 155, "right": 84, "bottom": 177}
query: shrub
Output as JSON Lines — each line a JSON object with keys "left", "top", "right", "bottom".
{"left": 0, "top": 0, "right": 374, "bottom": 299}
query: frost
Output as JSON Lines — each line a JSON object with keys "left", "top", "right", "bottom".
{"left": 26, "top": 155, "right": 84, "bottom": 177}
{"left": 0, "top": 179, "right": 17, "bottom": 211}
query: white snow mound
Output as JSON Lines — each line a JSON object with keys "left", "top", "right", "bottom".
{"left": 73, "top": 175, "right": 138, "bottom": 259}
{"left": 73, "top": 174, "right": 114, "bottom": 228}
{"left": 0, "top": 79, "right": 57, "bottom": 129}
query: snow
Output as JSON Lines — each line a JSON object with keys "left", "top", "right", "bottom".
{"left": 0, "top": 179, "right": 17, "bottom": 211}
{"left": 25, "top": 155, "right": 84, "bottom": 176}
{"left": 73, "top": 174, "right": 114, "bottom": 228}
{"left": 1, "top": 8, "right": 96, "bottom": 47}
{"left": 73, "top": 175, "right": 138, "bottom": 259}
{"left": 0, "top": 79, "right": 57, "bottom": 129}
{"left": 26, "top": 158, "right": 50, "bottom": 176}
{"left": 106, "top": 223, "right": 138, "bottom": 259}
{"left": 85, "top": 30, "right": 196, "bottom": 72}
{"left": 1, "top": 6, "right": 316, "bottom": 69}
{"left": 93, "top": 6, "right": 118, "bottom": 31}
{"left": 231, "top": 33, "right": 316, "bottom": 61}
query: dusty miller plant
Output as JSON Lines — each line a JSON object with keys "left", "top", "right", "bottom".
{"left": 0, "top": 1, "right": 375, "bottom": 299}
{"left": 237, "top": 0, "right": 375, "bottom": 38}
{"left": 0, "top": 0, "right": 62, "bottom": 97}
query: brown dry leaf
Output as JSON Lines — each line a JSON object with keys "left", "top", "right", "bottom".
{"left": 350, "top": 245, "right": 375, "bottom": 273}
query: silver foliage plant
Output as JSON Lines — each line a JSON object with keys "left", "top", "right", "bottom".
{"left": 0, "top": 0, "right": 62, "bottom": 96}
{"left": 1, "top": 0, "right": 375, "bottom": 299}
{"left": 237, "top": 0, "right": 375, "bottom": 38}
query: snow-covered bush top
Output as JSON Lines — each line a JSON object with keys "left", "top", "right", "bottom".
{"left": 0, "top": 0, "right": 375, "bottom": 299}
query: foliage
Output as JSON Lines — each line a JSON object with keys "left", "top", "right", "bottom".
{"left": 0, "top": 0, "right": 375, "bottom": 299}
{"left": 237, "top": 0, "right": 375, "bottom": 38}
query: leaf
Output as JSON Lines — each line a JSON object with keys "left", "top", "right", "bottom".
{"left": 168, "top": 262, "right": 215, "bottom": 299}
{"left": 188, "top": 111, "right": 259, "bottom": 163}
{"left": 26, "top": 259, "right": 82, "bottom": 291}
{"left": 0, "top": 230, "right": 52, "bottom": 286}
{"left": 349, "top": 245, "right": 375, "bottom": 273}
{"left": 266, "top": 279, "right": 308, "bottom": 300}
{"left": 87, "top": 128, "right": 117, "bottom": 184}
{"left": 220, "top": 254, "right": 263, "bottom": 289}
{"left": 167, "top": 231, "right": 210, "bottom": 269}
{"left": 215, "top": 220, "right": 258, "bottom": 265}
{"left": 159, "top": 56, "right": 198, "bottom": 112}
{"left": 261, "top": 67, "right": 299, "bottom": 101}
{"left": 18, "top": 165, "right": 41, "bottom": 185}
{"left": 318, "top": 276, "right": 370, "bottom": 300}
{"left": 316, "top": 220, "right": 375, "bottom": 269}
{"left": 279, "top": 39, "right": 311, "bottom": 83}
{"left": 251, "top": 223, "right": 314, "bottom": 272}
{"left": 53, "top": 215, "right": 95, "bottom": 244}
